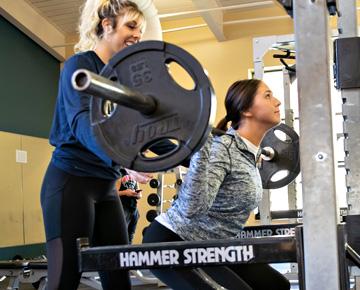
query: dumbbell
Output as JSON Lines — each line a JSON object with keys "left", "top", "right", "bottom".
{"left": 146, "top": 209, "right": 159, "bottom": 222}
{"left": 175, "top": 179, "right": 182, "bottom": 186}
{"left": 149, "top": 179, "right": 160, "bottom": 189}
{"left": 147, "top": 193, "right": 161, "bottom": 206}
{"left": 164, "top": 180, "right": 183, "bottom": 189}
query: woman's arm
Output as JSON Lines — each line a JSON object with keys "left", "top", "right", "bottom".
{"left": 60, "top": 55, "right": 113, "bottom": 165}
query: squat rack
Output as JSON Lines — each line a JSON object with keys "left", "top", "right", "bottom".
{"left": 294, "top": 1, "right": 339, "bottom": 289}
{"left": 254, "top": 1, "right": 360, "bottom": 289}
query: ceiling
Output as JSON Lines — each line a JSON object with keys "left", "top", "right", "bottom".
{"left": 23, "top": 0, "right": 286, "bottom": 41}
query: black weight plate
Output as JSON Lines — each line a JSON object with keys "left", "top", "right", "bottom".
{"left": 149, "top": 178, "right": 160, "bottom": 188}
{"left": 147, "top": 193, "right": 161, "bottom": 206}
{"left": 175, "top": 179, "right": 182, "bottom": 186}
{"left": 91, "top": 41, "right": 216, "bottom": 172}
{"left": 259, "top": 123, "right": 300, "bottom": 189}
{"left": 146, "top": 209, "right": 158, "bottom": 222}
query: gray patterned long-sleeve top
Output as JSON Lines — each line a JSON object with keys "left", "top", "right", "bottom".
{"left": 164, "top": 127, "right": 263, "bottom": 241}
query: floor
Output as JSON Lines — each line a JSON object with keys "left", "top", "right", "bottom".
{"left": 0, "top": 279, "right": 169, "bottom": 290}
{"left": 0, "top": 271, "right": 170, "bottom": 290}
{"left": 0, "top": 264, "right": 300, "bottom": 290}
{"left": 0, "top": 278, "right": 300, "bottom": 290}
{"left": 0, "top": 272, "right": 300, "bottom": 290}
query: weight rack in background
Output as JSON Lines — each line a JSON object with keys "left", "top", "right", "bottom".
{"left": 145, "top": 167, "right": 186, "bottom": 225}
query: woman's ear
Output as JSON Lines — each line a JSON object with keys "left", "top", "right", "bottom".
{"left": 242, "top": 110, "right": 253, "bottom": 118}
{"left": 101, "top": 18, "right": 113, "bottom": 34}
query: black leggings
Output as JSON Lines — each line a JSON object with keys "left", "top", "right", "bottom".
{"left": 143, "top": 221, "right": 290, "bottom": 290}
{"left": 41, "top": 163, "right": 130, "bottom": 290}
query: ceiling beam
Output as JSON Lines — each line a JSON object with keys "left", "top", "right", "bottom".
{"left": 191, "top": 0, "right": 226, "bottom": 41}
{"left": 159, "top": 1, "right": 274, "bottom": 19}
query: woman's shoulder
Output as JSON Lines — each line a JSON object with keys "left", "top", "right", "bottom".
{"left": 67, "top": 50, "right": 96, "bottom": 61}
{"left": 63, "top": 51, "right": 99, "bottom": 70}
{"left": 212, "top": 133, "right": 235, "bottom": 149}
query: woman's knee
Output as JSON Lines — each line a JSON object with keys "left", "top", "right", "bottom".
{"left": 142, "top": 222, "right": 158, "bottom": 243}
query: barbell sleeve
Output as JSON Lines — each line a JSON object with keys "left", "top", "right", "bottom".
{"left": 261, "top": 147, "right": 276, "bottom": 161}
{"left": 71, "top": 69, "right": 157, "bottom": 115}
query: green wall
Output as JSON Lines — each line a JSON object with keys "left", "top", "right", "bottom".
{"left": 0, "top": 243, "right": 46, "bottom": 260}
{"left": 0, "top": 16, "right": 60, "bottom": 138}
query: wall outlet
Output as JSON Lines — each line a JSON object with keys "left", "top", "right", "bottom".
{"left": 16, "top": 150, "right": 27, "bottom": 163}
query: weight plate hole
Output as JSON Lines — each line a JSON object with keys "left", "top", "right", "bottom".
{"left": 274, "top": 129, "right": 292, "bottom": 143}
{"left": 271, "top": 170, "right": 289, "bottom": 182}
{"left": 102, "top": 100, "right": 117, "bottom": 118}
{"left": 166, "top": 60, "right": 196, "bottom": 91}
{"left": 141, "top": 138, "right": 179, "bottom": 160}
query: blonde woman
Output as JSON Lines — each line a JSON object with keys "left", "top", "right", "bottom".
{"left": 40, "top": 1, "right": 147, "bottom": 289}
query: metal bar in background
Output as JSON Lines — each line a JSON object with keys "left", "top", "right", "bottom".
{"left": 253, "top": 37, "right": 271, "bottom": 224}
{"left": 295, "top": 226, "right": 305, "bottom": 290}
{"left": 259, "top": 189, "right": 271, "bottom": 225}
{"left": 283, "top": 68, "right": 295, "bottom": 129}
{"left": 293, "top": 0, "right": 340, "bottom": 289}
{"left": 157, "top": 173, "right": 165, "bottom": 214}
{"left": 338, "top": 0, "right": 360, "bottom": 216}
{"left": 254, "top": 208, "right": 347, "bottom": 221}
{"left": 252, "top": 34, "right": 297, "bottom": 226}
{"left": 283, "top": 68, "right": 297, "bottom": 216}
{"left": 339, "top": 225, "right": 350, "bottom": 290}
{"left": 337, "top": 0, "right": 360, "bottom": 284}
{"left": 252, "top": 34, "right": 294, "bottom": 79}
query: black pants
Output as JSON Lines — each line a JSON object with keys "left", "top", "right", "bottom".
{"left": 143, "top": 221, "right": 290, "bottom": 290}
{"left": 41, "top": 163, "right": 130, "bottom": 290}
{"left": 123, "top": 206, "right": 139, "bottom": 243}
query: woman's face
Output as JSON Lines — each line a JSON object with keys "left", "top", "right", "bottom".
{"left": 104, "top": 15, "right": 143, "bottom": 56}
{"left": 245, "top": 82, "right": 281, "bottom": 127}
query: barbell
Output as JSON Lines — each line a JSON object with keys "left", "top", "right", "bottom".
{"left": 72, "top": 40, "right": 300, "bottom": 189}
{"left": 72, "top": 41, "right": 215, "bottom": 173}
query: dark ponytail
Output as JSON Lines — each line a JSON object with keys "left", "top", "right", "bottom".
{"left": 216, "top": 116, "right": 229, "bottom": 132}
{"left": 216, "top": 79, "right": 262, "bottom": 131}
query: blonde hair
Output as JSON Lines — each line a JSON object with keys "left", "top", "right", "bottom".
{"left": 75, "top": 0, "right": 145, "bottom": 53}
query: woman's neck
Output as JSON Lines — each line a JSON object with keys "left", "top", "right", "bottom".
{"left": 94, "top": 42, "right": 113, "bottom": 64}
{"left": 236, "top": 121, "right": 269, "bottom": 146}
